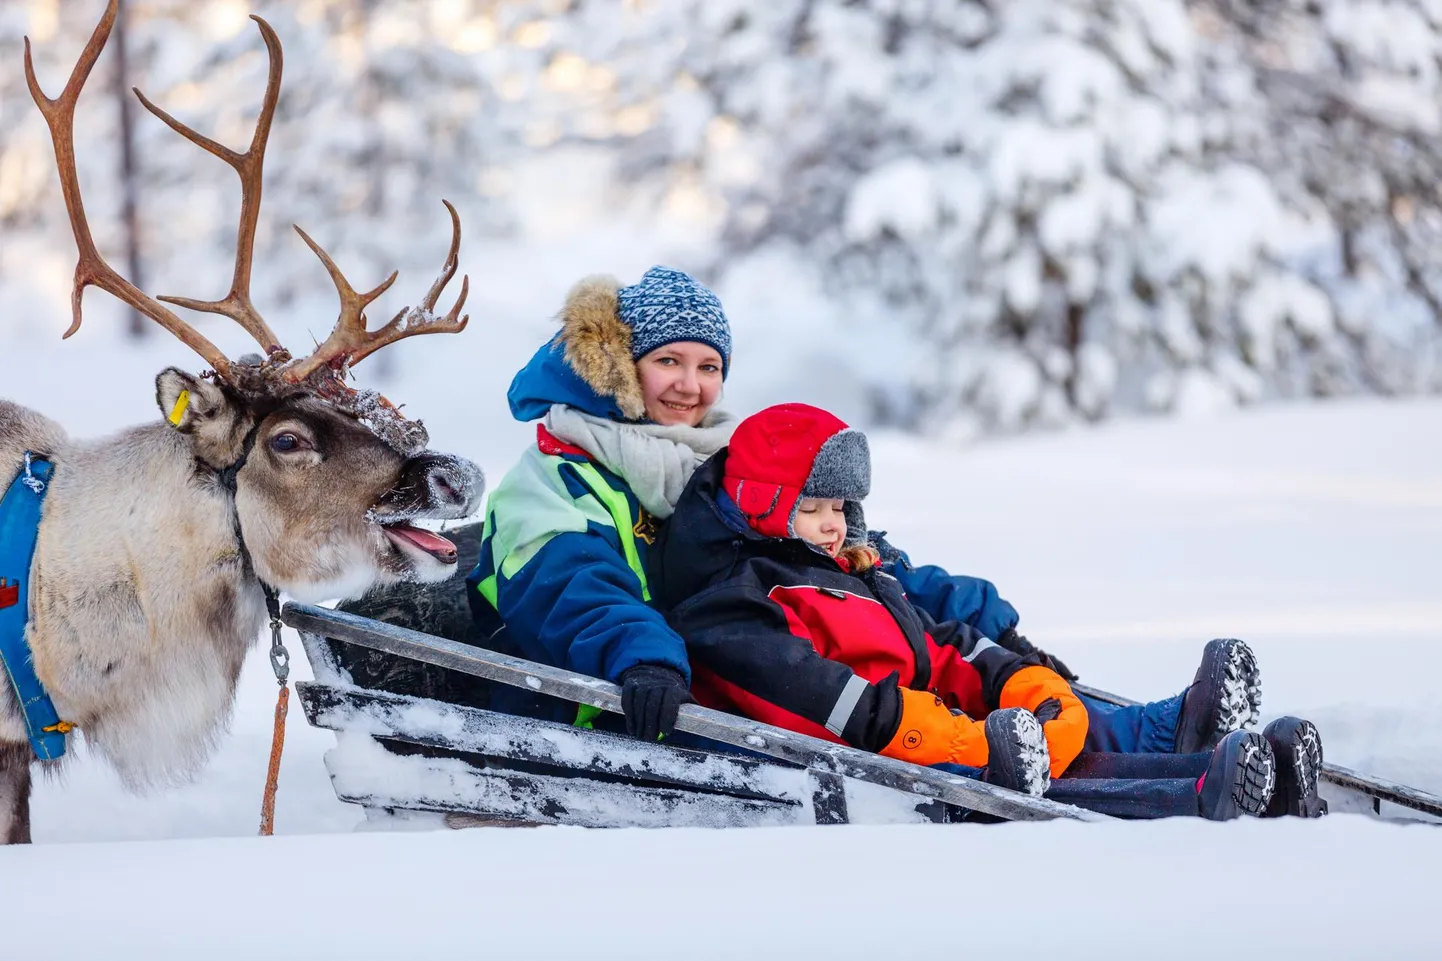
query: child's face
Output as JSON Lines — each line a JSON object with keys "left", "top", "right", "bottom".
{"left": 794, "top": 497, "right": 847, "bottom": 557}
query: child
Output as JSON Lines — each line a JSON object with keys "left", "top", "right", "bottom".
{"left": 655, "top": 403, "right": 1326, "bottom": 819}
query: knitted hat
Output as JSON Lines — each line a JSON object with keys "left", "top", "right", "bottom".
{"left": 617, "top": 266, "right": 732, "bottom": 377}
{"left": 722, "top": 403, "right": 870, "bottom": 545}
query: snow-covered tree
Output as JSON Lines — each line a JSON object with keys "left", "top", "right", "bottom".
{"left": 582, "top": 0, "right": 1442, "bottom": 432}
{"left": 1, "top": 0, "right": 526, "bottom": 352}
{"left": 5, "top": 0, "right": 1441, "bottom": 432}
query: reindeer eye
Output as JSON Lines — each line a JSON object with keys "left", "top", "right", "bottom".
{"left": 270, "top": 432, "right": 303, "bottom": 453}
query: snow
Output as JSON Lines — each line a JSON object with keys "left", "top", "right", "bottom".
{"left": 3, "top": 819, "right": 1434, "bottom": 960}
{"left": 975, "top": 351, "right": 1044, "bottom": 430}
{"left": 843, "top": 157, "right": 939, "bottom": 243}
{"left": 1012, "top": 706, "right": 1050, "bottom": 796}
{"left": 1144, "top": 164, "right": 1286, "bottom": 286}
{"left": 1170, "top": 368, "right": 1239, "bottom": 418}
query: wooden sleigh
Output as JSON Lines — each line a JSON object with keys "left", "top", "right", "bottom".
{"left": 288, "top": 526, "right": 1442, "bottom": 829}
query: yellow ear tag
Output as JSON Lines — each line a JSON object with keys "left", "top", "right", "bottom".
{"left": 168, "top": 389, "right": 192, "bottom": 426}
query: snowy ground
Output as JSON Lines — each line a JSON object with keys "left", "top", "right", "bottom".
{"left": 2, "top": 330, "right": 1440, "bottom": 957}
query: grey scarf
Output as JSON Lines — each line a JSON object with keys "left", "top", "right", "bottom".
{"left": 544, "top": 405, "right": 737, "bottom": 518}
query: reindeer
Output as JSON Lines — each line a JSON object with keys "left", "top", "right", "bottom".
{"left": 0, "top": 1, "right": 486, "bottom": 842}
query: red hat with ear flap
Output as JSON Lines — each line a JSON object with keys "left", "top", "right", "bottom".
{"left": 722, "top": 403, "right": 871, "bottom": 543}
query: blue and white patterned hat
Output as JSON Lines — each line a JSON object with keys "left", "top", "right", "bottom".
{"left": 616, "top": 266, "right": 732, "bottom": 378}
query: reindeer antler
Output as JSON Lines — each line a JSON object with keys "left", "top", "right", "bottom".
{"left": 28, "top": 0, "right": 472, "bottom": 401}
{"left": 281, "top": 200, "right": 470, "bottom": 384}
{"left": 24, "top": 0, "right": 237, "bottom": 380}
{"left": 135, "top": 14, "right": 287, "bottom": 359}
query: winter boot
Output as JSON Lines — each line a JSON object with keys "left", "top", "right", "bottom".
{"left": 1262, "top": 716, "right": 1328, "bottom": 818}
{"left": 982, "top": 708, "right": 1051, "bottom": 796}
{"left": 1174, "top": 638, "right": 1262, "bottom": 754}
{"left": 1196, "top": 730, "right": 1275, "bottom": 820}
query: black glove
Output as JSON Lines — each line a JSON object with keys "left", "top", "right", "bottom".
{"left": 997, "top": 628, "right": 1079, "bottom": 682}
{"left": 620, "top": 664, "right": 694, "bottom": 741}
{"left": 1032, "top": 697, "right": 1063, "bottom": 723}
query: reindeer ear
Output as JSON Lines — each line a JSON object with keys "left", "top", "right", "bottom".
{"left": 155, "top": 368, "right": 227, "bottom": 433}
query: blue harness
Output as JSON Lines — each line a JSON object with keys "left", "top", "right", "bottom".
{"left": 0, "top": 452, "right": 70, "bottom": 760}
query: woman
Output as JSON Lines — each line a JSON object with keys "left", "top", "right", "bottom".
{"left": 652, "top": 403, "right": 1326, "bottom": 819}
{"left": 468, "top": 266, "right": 733, "bottom": 740}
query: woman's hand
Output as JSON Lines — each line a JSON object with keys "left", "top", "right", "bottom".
{"left": 620, "top": 664, "right": 694, "bottom": 741}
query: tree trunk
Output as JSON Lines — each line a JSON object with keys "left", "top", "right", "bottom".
{"left": 113, "top": 0, "right": 146, "bottom": 339}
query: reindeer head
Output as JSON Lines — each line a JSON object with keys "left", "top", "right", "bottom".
{"left": 26, "top": 1, "right": 484, "bottom": 601}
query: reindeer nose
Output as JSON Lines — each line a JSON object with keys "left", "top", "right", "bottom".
{"left": 428, "top": 462, "right": 466, "bottom": 509}
{"left": 404, "top": 452, "right": 485, "bottom": 519}
{"left": 433, "top": 472, "right": 460, "bottom": 505}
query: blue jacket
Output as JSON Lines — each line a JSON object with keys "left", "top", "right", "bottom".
{"left": 467, "top": 341, "right": 689, "bottom": 686}
{"left": 507, "top": 339, "right": 630, "bottom": 424}
{"left": 880, "top": 545, "right": 1020, "bottom": 643}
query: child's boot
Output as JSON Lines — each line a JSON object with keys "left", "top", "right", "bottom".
{"left": 1196, "top": 729, "right": 1275, "bottom": 820}
{"left": 982, "top": 707, "right": 1051, "bottom": 797}
{"left": 1262, "top": 716, "right": 1328, "bottom": 818}
{"left": 1175, "top": 638, "right": 1262, "bottom": 754}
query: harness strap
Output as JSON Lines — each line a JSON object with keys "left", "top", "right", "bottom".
{"left": 0, "top": 453, "right": 71, "bottom": 760}
{"left": 212, "top": 421, "right": 283, "bottom": 599}
{"left": 215, "top": 420, "right": 262, "bottom": 497}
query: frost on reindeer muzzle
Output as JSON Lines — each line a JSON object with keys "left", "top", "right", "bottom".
{"left": 371, "top": 452, "right": 485, "bottom": 565}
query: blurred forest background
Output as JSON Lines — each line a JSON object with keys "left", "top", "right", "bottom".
{"left": 3, "top": 0, "right": 1441, "bottom": 436}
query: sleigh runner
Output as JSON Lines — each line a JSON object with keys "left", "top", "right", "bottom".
{"left": 286, "top": 526, "right": 1442, "bottom": 829}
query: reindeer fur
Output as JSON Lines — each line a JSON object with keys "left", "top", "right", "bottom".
{"left": 0, "top": 374, "right": 482, "bottom": 842}
{"left": 0, "top": 398, "right": 265, "bottom": 791}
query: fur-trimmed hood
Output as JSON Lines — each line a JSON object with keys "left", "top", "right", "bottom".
{"left": 508, "top": 276, "right": 644, "bottom": 422}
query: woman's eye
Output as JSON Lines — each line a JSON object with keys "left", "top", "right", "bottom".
{"left": 271, "top": 432, "right": 302, "bottom": 453}
{"left": 701, "top": 364, "right": 720, "bottom": 373}
{"left": 656, "top": 356, "right": 677, "bottom": 366}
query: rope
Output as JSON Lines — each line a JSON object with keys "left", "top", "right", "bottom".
{"left": 258, "top": 682, "right": 288, "bottom": 836}
{"left": 257, "top": 584, "right": 289, "bottom": 837}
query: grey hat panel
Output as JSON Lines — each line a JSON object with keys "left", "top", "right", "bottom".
{"left": 842, "top": 501, "right": 868, "bottom": 546}
{"left": 802, "top": 429, "right": 871, "bottom": 501}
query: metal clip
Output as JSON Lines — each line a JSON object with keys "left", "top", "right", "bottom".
{"left": 267, "top": 617, "right": 290, "bottom": 686}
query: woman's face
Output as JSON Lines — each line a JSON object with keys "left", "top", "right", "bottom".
{"left": 793, "top": 497, "right": 847, "bottom": 557}
{"left": 636, "top": 342, "right": 724, "bottom": 427}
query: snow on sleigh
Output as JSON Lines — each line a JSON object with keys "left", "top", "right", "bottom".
{"left": 286, "top": 526, "right": 1442, "bottom": 828}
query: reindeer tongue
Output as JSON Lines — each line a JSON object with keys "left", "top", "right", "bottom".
{"left": 383, "top": 524, "right": 458, "bottom": 563}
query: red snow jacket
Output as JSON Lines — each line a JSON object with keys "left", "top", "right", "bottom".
{"left": 652, "top": 452, "right": 1087, "bottom": 772}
